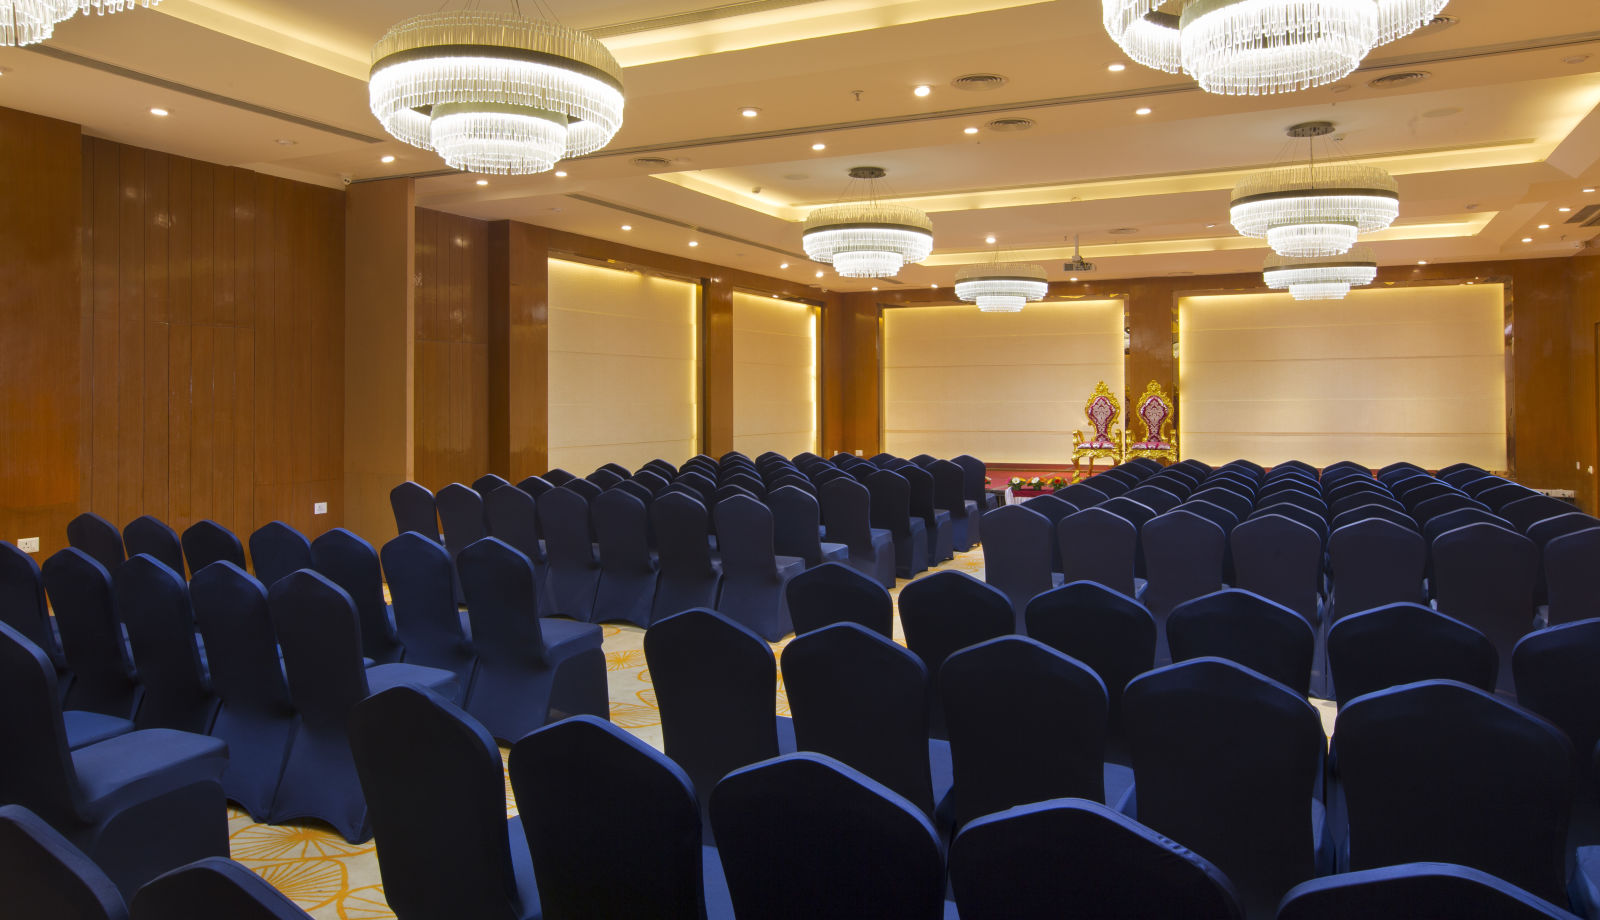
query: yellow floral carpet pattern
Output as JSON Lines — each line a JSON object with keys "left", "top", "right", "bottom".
{"left": 228, "top": 550, "right": 989, "bottom": 919}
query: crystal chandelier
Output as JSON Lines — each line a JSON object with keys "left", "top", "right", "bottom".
{"left": 1104, "top": 0, "right": 1447, "bottom": 95}
{"left": 956, "top": 261, "right": 1049, "bottom": 313}
{"left": 803, "top": 167, "right": 934, "bottom": 279}
{"left": 1231, "top": 122, "right": 1398, "bottom": 258}
{"left": 2, "top": 0, "right": 159, "bottom": 47}
{"left": 1263, "top": 246, "right": 1377, "bottom": 300}
{"left": 369, "top": 10, "right": 624, "bottom": 175}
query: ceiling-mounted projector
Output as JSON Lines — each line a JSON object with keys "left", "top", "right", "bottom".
{"left": 1063, "top": 233, "right": 1096, "bottom": 273}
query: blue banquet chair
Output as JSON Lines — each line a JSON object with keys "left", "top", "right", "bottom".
{"left": 178, "top": 520, "right": 245, "bottom": 577}
{"left": 1141, "top": 509, "right": 1226, "bottom": 661}
{"left": 536, "top": 486, "right": 601, "bottom": 622}
{"left": 1058, "top": 506, "right": 1140, "bottom": 598}
{"left": 1432, "top": 522, "right": 1538, "bottom": 693}
{"left": 713, "top": 495, "right": 805, "bottom": 642}
{"left": 0, "top": 803, "right": 130, "bottom": 920}
{"left": 67, "top": 511, "right": 126, "bottom": 575}
{"left": 591, "top": 489, "right": 659, "bottom": 627}
{"left": 769, "top": 484, "right": 849, "bottom": 569}
{"left": 43, "top": 548, "right": 140, "bottom": 719}
{"left": 866, "top": 468, "right": 929, "bottom": 579}
{"left": 1024, "top": 581, "right": 1156, "bottom": 753}
{"left": 1, "top": 539, "right": 71, "bottom": 686}
{"left": 982, "top": 504, "right": 1061, "bottom": 631}
{"left": 1167, "top": 589, "right": 1315, "bottom": 696}
{"left": 389, "top": 480, "right": 441, "bottom": 542}
{"left": 820, "top": 476, "right": 897, "bottom": 588}
{"left": 650, "top": 492, "right": 723, "bottom": 622}
{"left": 1325, "top": 603, "right": 1496, "bottom": 705}
{"left": 900, "top": 570, "right": 1014, "bottom": 739}
{"left": 784, "top": 561, "right": 893, "bottom": 638}
{"left": 311, "top": 528, "right": 406, "bottom": 664}
{"left": 1326, "top": 518, "right": 1425, "bottom": 621}
{"left": 1230, "top": 514, "right": 1323, "bottom": 625}
{"left": 380, "top": 533, "right": 478, "bottom": 690}
{"left": 246, "top": 521, "right": 312, "bottom": 591}
{"left": 121, "top": 516, "right": 185, "bottom": 578}
{"left": 111, "top": 556, "right": 218, "bottom": 733}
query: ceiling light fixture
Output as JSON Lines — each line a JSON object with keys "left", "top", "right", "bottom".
{"left": 1522, "top": 237, "right": 1533, "bottom": 243}
{"left": 1585, "top": 188, "right": 1596, "bottom": 193}
{"left": 956, "top": 261, "right": 1049, "bottom": 313}
{"left": 368, "top": 11, "right": 624, "bottom": 175}
{"left": 1538, "top": 223, "right": 1550, "bottom": 229}
{"left": 1231, "top": 121, "right": 1398, "bottom": 257}
{"left": 688, "top": 240, "right": 699, "bottom": 247}
{"left": 1107, "top": 62, "right": 1127, "bottom": 71}
{"left": 621, "top": 224, "right": 631, "bottom": 230}
{"left": 780, "top": 262, "right": 789, "bottom": 269}
{"left": 1135, "top": 106, "right": 1152, "bottom": 115}
{"left": 554, "top": 170, "right": 567, "bottom": 177}
{"left": 913, "top": 85, "right": 932, "bottom": 97}
{"left": 3, "top": 0, "right": 162, "bottom": 47}
{"left": 963, "top": 126, "right": 979, "bottom": 135}
{"left": 1559, "top": 207, "right": 1572, "bottom": 212}
{"left": 475, "top": 179, "right": 489, "bottom": 186}
{"left": 381, "top": 155, "right": 396, "bottom": 163}
{"left": 149, "top": 107, "right": 169, "bottom": 117}
{"left": 803, "top": 166, "right": 933, "bottom": 279}
{"left": 740, "top": 106, "right": 760, "bottom": 117}
{"left": 1264, "top": 246, "right": 1377, "bottom": 300}
{"left": 811, "top": 143, "right": 826, "bottom": 151}
{"left": 1104, "top": 0, "right": 1448, "bottom": 95}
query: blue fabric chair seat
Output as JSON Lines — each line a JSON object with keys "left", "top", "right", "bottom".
{"left": 361, "top": 663, "right": 459, "bottom": 699}
{"left": 63, "top": 710, "right": 135, "bottom": 751}
{"left": 70, "top": 729, "right": 229, "bottom": 814}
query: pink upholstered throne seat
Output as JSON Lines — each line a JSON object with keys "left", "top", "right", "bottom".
{"left": 1126, "top": 380, "right": 1177, "bottom": 463}
{"left": 1073, "top": 381, "right": 1123, "bottom": 466}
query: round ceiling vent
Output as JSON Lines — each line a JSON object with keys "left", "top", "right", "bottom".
{"left": 951, "top": 73, "right": 1009, "bottom": 91}
{"left": 986, "top": 117, "right": 1034, "bottom": 132}
{"left": 1368, "top": 71, "right": 1431, "bottom": 89}
{"left": 630, "top": 156, "right": 672, "bottom": 168}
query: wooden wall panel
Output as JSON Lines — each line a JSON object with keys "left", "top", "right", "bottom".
{"left": 702, "top": 278, "right": 734, "bottom": 458}
{"left": 414, "top": 207, "right": 490, "bottom": 491}
{"left": 1568, "top": 253, "right": 1600, "bottom": 514}
{"left": 79, "top": 138, "right": 345, "bottom": 558}
{"left": 487, "top": 220, "right": 550, "bottom": 479}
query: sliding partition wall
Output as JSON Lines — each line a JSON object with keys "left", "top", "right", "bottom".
{"left": 731, "top": 292, "right": 819, "bottom": 457}
{"left": 882, "top": 300, "right": 1126, "bottom": 463}
{"left": 546, "top": 259, "right": 699, "bottom": 472}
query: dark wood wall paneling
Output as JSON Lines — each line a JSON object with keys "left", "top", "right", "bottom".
{"left": 80, "top": 136, "right": 344, "bottom": 553}
{"left": 1569, "top": 252, "right": 1600, "bottom": 513}
{"left": 414, "top": 207, "right": 490, "bottom": 491}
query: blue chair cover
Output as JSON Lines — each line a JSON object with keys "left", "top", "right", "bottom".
{"left": 562, "top": 477, "right": 602, "bottom": 503}
{"left": 820, "top": 477, "right": 897, "bottom": 588}
{"left": 472, "top": 473, "right": 511, "bottom": 495}
{"left": 536, "top": 486, "right": 601, "bottom": 622}
{"left": 1336, "top": 679, "right": 1572, "bottom": 904}
{"left": 782, "top": 623, "right": 949, "bottom": 819}
{"left": 1327, "top": 518, "right": 1425, "bottom": 621}
{"left": 311, "top": 528, "right": 406, "bottom": 664}
{"left": 349, "top": 686, "right": 540, "bottom": 920}
{"left": 1020, "top": 494, "right": 1076, "bottom": 573}
{"left": 769, "top": 485, "right": 849, "bottom": 569}
{"left": 785, "top": 561, "right": 893, "bottom": 638}
{"left": 645, "top": 608, "right": 792, "bottom": 832}
{"left": 121, "top": 516, "right": 185, "bottom": 579}
{"left": 901, "top": 464, "right": 954, "bottom": 564}
{"left": 132, "top": 858, "right": 313, "bottom": 920}
{"left": 67, "top": 512, "right": 127, "bottom": 575}
{"left": 266, "top": 570, "right": 458, "bottom": 842}
{"left": 941, "top": 637, "right": 1113, "bottom": 827}
{"left": 1059, "top": 507, "right": 1139, "bottom": 598}
{"left": 1167, "top": 589, "right": 1315, "bottom": 696}
{"left": 511, "top": 715, "right": 730, "bottom": 920}
{"left": 1057, "top": 482, "right": 1109, "bottom": 508}
{"left": 178, "top": 521, "right": 245, "bottom": 577}
{"left": 390, "top": 481, "right": 441, "bottom": 542}
{"left": 1546, "top": 529, "right": 1600, "bottom": 626}
{"left": 43, "top": 548, "right": 141, "bottom": 719}
{"left": 1127, "top": 485, "right": 1182, "bottom": 513}
{"left": 1123, "top": 658, "right": 1325, "bottom": 919}
{"left": 592, "top": 489, "right": 660, "bottom": 627}
{"left": 632, "top": 469, "right": 668, "bottom": 496}
{"left": 587, "top": 468, "right": 624, "bottom": 490}
{"left": 714, "top": 495, "right": 805, "bottom": 642}
{"left": 437, "top": 482, "right": 490, "bottom": 559}
{"left": 0, "top": 621, "right": 228, "bottom": 898}
{"left": 0, "top": 803, "right": 129, "bottom": 920}
{"left": 456, "top": 537, "right": 607, "bottom": 743}
{"left": 380, "top": 533, "right": 478, "bottom": 689}
{"left": 650, "top": 492, "right": 722, "bottom": 622}
{"left": 1024, "top": 581, "right": 1156, "bottom": 750}
{"left": 930, "top": 459, "right": 978, "bottom": 552}
{"left": 982, "top": 505, "right": 1060, "bottom": 630}
{"left": 710, "top": 753, "right": 947, "bottom": 920}
{"left": 1, "top": 540, "right": 70, "bottom": 676}
{"left": 949, "top": 798, "right": 1243, "bottom": 920}
{"left": 542, "top": 467, "right": 576, "bottom": 486}
{"left": 1142, "top": 509, "right": 1226, "bottom": 660}
{"left": 516, "top": 474, "right": 555, "bottom": 501}
{"left": 246, "top": 521, "right": 312, "bottom": 591}
{"left": 900, "top": 570, "right": 1014, "bottom": 739}
{"left": 112, "top": 556, "right": 218, "bottom": 733}
{"left": 1432, "top": 522, "right": 1538, "bottom": 693}
{"left": 953, "top": 454, "right": 995, "bottom": 545}
{"left": 1277, "top": 862, "right": 1580, "bottom": 920}
{"left": 1528, "top": 512, "right": 1599, "bottom": 548}
{"left": 866, "top": 469, "right": 929, "bottom": 578}
{"left": 189, "top": 562, "right": 295, "bottom": 822}
{"left": 1514, "top": 619, "right": 1600, "bottom": 795}
{"left": 484, "top": 484, "right": 545, "bottom": 563}
{"left": 1326, "top": 603, "right": 1496, "bottom": 705}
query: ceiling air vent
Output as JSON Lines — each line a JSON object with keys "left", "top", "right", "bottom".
{"left": 951, "top": 73, "right": 1009, "bottom": 91}
{"left": 1414, "top": 14, "right": 1457, "bottom": 35}
{"left": 986, "top": 117, "right": 1034, "bottom": 132}
{"left": 630, "top": 156, "right": 672, "bottom": 169}
{"left": 1566, "top": 204, "right": 1600, "bottom": 226}
{"left": 1368, "top": 71, "right": 1431, "bottom": 89}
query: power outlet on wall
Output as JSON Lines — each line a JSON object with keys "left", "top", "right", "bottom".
{"left": 17, "top": 537, "right": 40, "bottom": 554}
{"left": 313, "top": 502, "right": 328, "bottom": 515}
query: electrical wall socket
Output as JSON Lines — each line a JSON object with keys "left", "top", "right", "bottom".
{"left": 17, "top": 537, "right": 40, "bottom": 554}
{"left": 855, "top": 449, "right": 864, "bottom": 456}
{"left": 313, "top": 502, "right": 328, "bottom": 515}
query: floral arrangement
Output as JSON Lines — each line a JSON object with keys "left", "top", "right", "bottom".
{"left": 1008, "top": 476, "right": 1070, "bottom": 491}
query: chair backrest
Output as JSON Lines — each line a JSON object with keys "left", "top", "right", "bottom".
{"left": 1513, "top": 619, "right": 1600, "bottom": 782}
{"left": 781, "top": 623, "right": 936, "bottom": 815}
{"left": 1432, "top": 523, "right": 1537, "bottom": 676}
{"left": 769, "top": 484, "right": 828, "bottom": 567}
{"left": 940, "top": 636, "right": 1109, "bottom": 826}
{"left": 1335, "top": 679, "right": 1573, "bottom": 904}
{"left": 592, "top": 489, "right": 653, "bottom": 573}
{"left": 1123, "top": 657, "right": 1324, "bottom": 918}
{"left": 865, "top": 469, "right": 914, "bottom": 538}
{"left": 190, "top": 562, "right": 292, "bottom": 714}
{"left": 265, "top": 570, "right": 371, "bottom": 731}
{"left": 483, "top": 484, "right": 542, "bottom": 562}
{"left": 1545, "top": 529, "right": 1600, "bottom": 626}
{"left": 0, "top": 541, "right": 65, "bottom": 667}
{"left": 380, "top": 533, "right": 475, "bottom": 681}
{"left": 471, "top": 473, "right": 510, "bottom": 495}
{"left": 311, "top": 528, "right": 403, "bottom": 665}
{"left": 132, "top": 859, "right": 310, "bottom": 920}
{"left": 390, "top": 481, "right": 441, "bottom": 542}
{"left": 1527, "top": 511, "right": 1600, "bottom": 548}
{"left": 510, "top": 715, "right": 706, "bottom": 920}
{"left": 1024, "top": 581, "right": 1156, "bottom": 736}
{"left": 67, "top": 512, "right": 126, "bottom": 574}
{"left": 0, "top": 622, "right": 79, "bottom": 829}
{"left": 631, "top": 469, "right": 668, "bottom": 496}
{"left": 1125, "top": 485, "right": 1181, "bottom": 514}
{"left": 1142, "top": 509, "right": 1226, "bottom": 618}
{"left": 0, "top": 804, "right": 128, "bottom": 920}
{"left": 1423, "top": 507, "right": 1512, "bottom": 545}
{"left": 1058, "top": 507, "right": 1138, "bottom": 597}
{"left": 180, "top": 520, "right": 246, "bottom": 576}
{"left": 651, "top": 492, "right": 715, "bottom": 575}
{"left": 456, "top": 538, "right": 550, "bottom": 667}
{"left": 536, "top": 486, "right": 594, "bottom": 565}
{"left": 715, "top": 494, "right": 783, "bottom": 579}
{"left": 611, "top": 478, "right": 654, "bottom": 508}
{"left": 515, "top": 475, "right": 554, "bottom": 501}
{"left": 436, "top": 483, "right": 489, "bottom": 556}
{"left": 981, "top": 504, "right": 1055, "bottom": 621}
{"left": 247, "top": 522, "right": 313, "bottom": 590}
{"left": 899, "top": 570, "right": 1014, "bottom": 691}
{"left": 349, "top": 686, "right": 531, "bottom": 920}
{"left": 785, "top": 562, "right": 893, "bottom": 637}
{"left": 953, "top": 455, "right": 988, "bottom": 505}
{"left": 820, "top": 476, "right": 875, "bottom": 552}
{"left": 1276, "top": 862, "right": 1580, "bottom": 920}
{"left": 929, "top": 459, "right": 968, "bottom": 519}
{"left": 1055, "top": 482, "right": 1108, "bottom": 509}
{"left": 710, "top": 753, "right": 947, "bottom": 920}
{"left": 41, "top": 547, "right": 136, "bottom": 717}
{"left": 948, "top": 798, "right": 1244, "bottom": 920}
{"left": 122, "top": 515, "right": 185, "bottom": 577}
{"left": 1021, "top": 494, "right": 1075, "bottom": 570}
{"left": 1167, "top": 589, "right": 1315, "bottom": 695}
{"left": 1327, "top": 518, "right": 1426, "bottom": 620}
{"left": 1326, "top": 603, "right": 1497, "bottom": 705}
{"left": 112, "top": 555, "right": 213, "bottom": 732}
{"left": 541, "top": 467, "right": 576, "bottom": 486}
{"left": 1413, "top": 491, "right": 1487, "bottom": 523}
{"left": 1500, "top": 494, "right": 1576, "bottom": 532}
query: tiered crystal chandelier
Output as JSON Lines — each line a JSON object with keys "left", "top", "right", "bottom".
{"left": 955, "top": 261, "right": 1049, "bottom": 313}
{"left": 1264, "top": 246, "right": 1377, "bottom": 300}
{"left": 2, "top": 0, "right": 160, "bottom": 47}
{"left": 369, "top": 10, "right": 624, "bottom": 175}
{"left": 1231, "top": 122, "right": 1398, "bottom": 258}
{"left": 803, "top": 167, "right": 934, "bottom": 279}
{"left": 1104, "top": 0, "right": 1447, "bottom": 95}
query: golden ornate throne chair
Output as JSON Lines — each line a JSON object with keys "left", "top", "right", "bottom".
{"left": 1072, "top": 380, "right": 1123, "bottom": 470}
{"left": 1126, "top": 379, "right": 1178, "bottom": 463}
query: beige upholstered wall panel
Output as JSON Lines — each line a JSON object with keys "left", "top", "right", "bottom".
{"left": 547, "top": 259, "right": 698, "bottom": 473}
{"left": 1178, "top": 285, "right": 1506, "bottom": 468}
{"left": 883, "top": 300, "right": 1125, "bottom": 464}
{"left": 732, "top": 293, "right": 818, "bottom": 457}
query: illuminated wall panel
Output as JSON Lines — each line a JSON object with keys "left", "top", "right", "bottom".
{"left": 732, "top": 292, "right": 818, "bottom": 457}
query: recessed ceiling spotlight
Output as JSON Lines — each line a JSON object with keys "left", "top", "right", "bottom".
{"left": 1135, "top": 107, "right": 1152, "bottom": 115}
{"left": 621, "top": 224, "right": 632, "bottom": 231}
{"left": 380, "top": 154, "right": 395, "bottom": 163}
{"left": 963, "top": 126, "right": 979, "bottom": 135}
{"left": 475, "top": 179, "right": 488, "bottom": 186}
{"left": 1559, "top": 207, "right": 1572, "bottom": 212}
{"left": 985, "top": 235, "right": 996, "bottom": 244}
{"left": 554, "top": 170, "right": 567, "bottom": 177}
{"left": 1069, "top": 276, "right": 1079, "bottom": 282}
{"left": 816, "top": 270, "right": 824, "bottom": 278}
{"left": 913, "top": 85, "right": 932, "bottom": 97}
{"left": 688, "top": 240, "right": 699, "bottom": 247}
{"left": 149, "top": 107, "right": 169, "bottom": 117}
{"left": 811, "top": 143, "right": 826, "bottom": 151}
{"left": 1585, "top": 188, "right": 1597, "bottom": 193}
{"left": 1417, "top": 260, "right": 1428, "bottom": 265}
{"left": 780, "top": 262, "right": 789, "bottom": 269}
{"left": 1205, "top": 223, "right": 1217, "bottom": 229}
{"left": 1522, "top": 237, "right": 1533, "bottom": 243}
{"left": 1538, "top": 223, "right": 1550, "bottom": 229}
{"left": 931, "top": 283, "right": 939, "bottom": 288}
{"left": 1107, "top": 62, "right": 1126, "bottom": 72}
{"left": 740, "top": 107, "right": 760, "bottom": 117}
{"left": 871, "top": 287, "right": 879, "bottom": 291}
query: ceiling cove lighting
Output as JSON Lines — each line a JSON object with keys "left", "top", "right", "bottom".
{"left": 1230, "top": 121, "right": 1398, "bottom": 257}
{"left": 1263, "top": 245, "right": 1377, "bottom": 300}
{"left": 368, "top": 10, "right": 624, "bottom": 176}
{"left": 956, "top": 261, "right": 1049, "bottom": 313}
{"left": 803, "top": 166, "right": 934, "bottom": 279}
{"left": 1104, "top": 0, "right": 1448, "bottom": 95}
